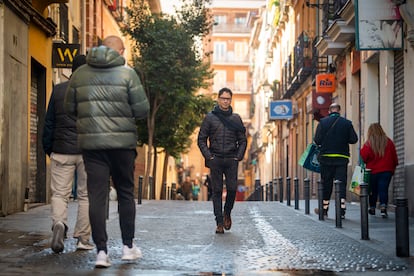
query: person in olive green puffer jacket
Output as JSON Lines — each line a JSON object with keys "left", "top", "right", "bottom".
{"left": 64, "top": 35, "right": 149, "bottom": 268}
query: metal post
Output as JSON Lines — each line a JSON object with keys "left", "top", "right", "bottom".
{"left": 294, "top": 177, "right": 299, "bottom": 210}
{"left": 286, "top": 177, "right": 291, "bottom": 206}
{"left": 396, "top": 198, "right": 409, "bottom": 257}
{"left": 171, "top": 182, "right": 177, "bottom": 200}
{"left": 162, "top": 182, "right": 167, "bottom": 200}
{"left": 335, "top": 180, "right": 342, "bottom": 228}
{"left": 279, "top": 177, "right": 284, "bottom": 203}
{"left": 304, "top": 178, "right": 310, "bottom": 215}
{"left": 255, "top": 179, "right": 261, "bottom": 201}
{"left": 167, "top": 186, "right": 171, "bottom": 200}
{"left": 269, "top": 181, "right": 274, "bottom": 202}
{"left": 261, "top": 185, "right": 264, "bottom": 201}
{"left": 359, "top": 182, "right": 369, "bottom": 240}
{"left": 148, "top": 176, "right": 153, "bottom": 200}
{"left": 265, "top": 183, "right": 269, "bottom": 201}
{"left": 317, "top": 179, "right": 324, "bottom": 221}
{"left": 273, "top": 178, "right": 278, "bottom": 201}
{"left": 138, "top": 176, "right": 143, "bottom": 205}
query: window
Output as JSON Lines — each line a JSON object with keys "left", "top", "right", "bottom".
{"left": 234, "top": 14, "right": 246, "bottom": 25}
{"left": 214, "top": 42, "right": 227, "bottom": 62}
{"left": 234, "top": 71, "right": 247, "bottom": 91}
{"left": 59, "top": 4, "right": 69, "bottom": 42}
{"left": 234, "top": 42, "right": 247, "bottom": 62}
{"left": 213, "top": 70, "right": 227, "bottom": 92}
{"left": 214, "top": 15, "right": 227, "bottom": 25}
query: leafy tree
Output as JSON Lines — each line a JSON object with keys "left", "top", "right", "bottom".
{"left": 123, "top": 0, "right": 214, "bottom": 196}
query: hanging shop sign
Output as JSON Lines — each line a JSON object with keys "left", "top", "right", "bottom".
{"left": 316, "top": 73, "right": 336, "bottom": 93}
{"left": 269, "top": 100, "right": 293, "bottom": 120}
{"left": 355, "top": 0, "right": 403, "bottom": 50}
{"left": 52, "top": 43, "right": 81, "bottom": 68}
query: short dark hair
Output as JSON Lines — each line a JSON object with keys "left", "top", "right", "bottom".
{"left": 72, "top": 54, "right": 87, "bottom": 72}
{"left": 218, "top": 87, "right": 233, "bottom": 97}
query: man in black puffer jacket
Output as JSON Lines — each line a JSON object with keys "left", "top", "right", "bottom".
{"left": 197, "top": 87, "right": 247, "bottom": 234}
{"left": 42, "top": 54, "right": 93, "bottom": 254}
{"left": 314, "top": 103, "right": 358, "bottom": 219}
{"left": 65, "top": 35, "right": 149, "bottom": 268}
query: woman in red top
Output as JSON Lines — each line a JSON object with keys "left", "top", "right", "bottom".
{"left": 360, "top": 123, "right": 398, "bottom": 218}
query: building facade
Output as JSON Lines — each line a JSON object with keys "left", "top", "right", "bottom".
{"left": 248, "top": 0, "right": 414, "bottom": 216}
{"left": 0, "top": 0, "right": 161, "bottom": 216}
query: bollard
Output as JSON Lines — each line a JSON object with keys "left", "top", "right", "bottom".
{"left": 162, "top": 182, "right": 167, "bottom": 200}
{"left": 286, "top": 177, "right": 291, "bottom": 206}
{"left": 334, "top": 180, "right": 342, "bottom": 228}
{"left": 265, "top": 183, "right": 269, "bottom": 201}
{"left": 395, "top": 198, "right": 409, "bottom": 257}
{"left": 255, "top": 179, "right": 261, "bottom": 201}
{"left": 317, "top": 179, "right": 324, "bottom": 221}
{"left": 304, "top": 178, "right": 310, "bottom": 214}
{"left": 269, "top": 181, "right": 274, "bottom": 202}
{"left": 273, "top": 178, "right": 278, "bottom": 201}
{"left": 148, "top": 176, "right": 154, "bottom": 200}
{"left": 359, "top": 182, "right": 369, "bottom": 240}
{"left": 279, "top": 177, "right": 284, "bottom": 203}
{"left": 138, "top": 176, "right": 143, "bottom": 205}
{"left": 171, "top": 182, "right": 177, "bottom": 200}
{"left": 294, "top": 177, "right": 299, "bottom": 210}
{"left": 167, "top": 186, "right": 171, "bottom": 200}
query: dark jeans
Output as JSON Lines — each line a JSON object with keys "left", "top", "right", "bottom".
{"left": 369, "top": 171, "right": 392, "bottom": 209}
{"left": 83, "top": 149, "right": 137, "bottom": 253}
{"left": 320, "top": 163, "right": 347, "bottom": 201}
{"left": 209, "top": 157, "right": 238, "bottom": 225}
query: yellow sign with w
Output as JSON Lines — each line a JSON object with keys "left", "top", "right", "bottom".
{"left": 52, "top": 43, "right": 81, "bottom": 68}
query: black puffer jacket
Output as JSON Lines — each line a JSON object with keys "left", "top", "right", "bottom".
{"left": 314, "top": 112, "right": 358, "bottom": 164}
{"left": 42, "top": 81, "right": 80, "bottom": 156}
{"left": 197, "top": 107, "right": 247, "bottom": 161}
{"left": 64, "top": 46, "right": 149, "bottom": 150}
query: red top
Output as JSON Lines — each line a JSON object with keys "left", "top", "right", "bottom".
{"left": 360, "top": 138, "right": 398, "bottom": 174}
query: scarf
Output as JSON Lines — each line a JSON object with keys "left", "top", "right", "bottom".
{"left": 212, "top": 105, "right": 246, "bottom": 133}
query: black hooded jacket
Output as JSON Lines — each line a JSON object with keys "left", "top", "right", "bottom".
{"left": 314, "top": 112, "right": 358, "bottom": 164}
{"left": 197, "top": 105, "right": 247, "bottom": 161}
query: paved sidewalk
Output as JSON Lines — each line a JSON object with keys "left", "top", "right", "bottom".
{"left": 0, "top": 199, "right": 413, "bottom": 275}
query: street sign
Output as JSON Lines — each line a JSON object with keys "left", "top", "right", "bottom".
{"left": 269, "top": 100, "right": 293, "bottom": 120}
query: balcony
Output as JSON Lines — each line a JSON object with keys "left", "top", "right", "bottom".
{"left": 317, "top": 0, "right": 355, "bottom": 56}
{"left": 280, "top": 32, "right": 313, "bottom": 99}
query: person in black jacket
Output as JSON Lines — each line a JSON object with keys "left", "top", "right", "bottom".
{"left": 313, "top": 102, "right": 358, "bottom": 219}
{"left": 197, "top": 87, "right": 247, "bottom": 234}
{"left": 42, "top": 54, "right": 94, "bottom": 253}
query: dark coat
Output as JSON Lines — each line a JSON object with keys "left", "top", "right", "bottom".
{"left": 314, "top": 112, "right": 358, "bottom": 165}
{"left": 42, "top": 81, "right": 80, "bottom": 156}
{"left": 64, "top": 45, "right": 149, "bottom": 150}
{"left": 197, "top": 109, "right": 247, "bottom": 161}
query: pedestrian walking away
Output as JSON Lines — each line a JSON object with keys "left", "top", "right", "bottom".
{"left": 42, "top": 54, "right": 94, "bottom": 254}
{"left": 197, "top": 87, "right": 247, "bottom": 234}
{"left": 313, "top": 102, "right": 358, "bottom": 219}
{"left": 64, "top": 35, "right": 150, "bottom": 268}
{"left": 360, "top": 123, "right": 398, "bottom": 218}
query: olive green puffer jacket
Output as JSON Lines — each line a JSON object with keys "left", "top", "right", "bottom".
{"left": 64, "top": 46, "right": 149, "bottom": 150}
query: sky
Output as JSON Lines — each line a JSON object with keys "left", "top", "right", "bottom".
{"left": 160, "top": 0, "right": 181, "bottom": 14}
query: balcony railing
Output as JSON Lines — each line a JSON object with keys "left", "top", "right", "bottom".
{"left": 321, "top": 0, "right": 349, "bottom": 34}
{"left": 280, "top": 31, "right": 313, "bottom": 99}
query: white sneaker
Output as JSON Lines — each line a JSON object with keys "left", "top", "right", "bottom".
{"left": 95, "top": 250, "right": 111, "bottom": 268}
{"left": 121, "top": 245, "right": 142, "bottom": 261}
{"left": 76, "top": 239, "right": 94, "bottom": 250}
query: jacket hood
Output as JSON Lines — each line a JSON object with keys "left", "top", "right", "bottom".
{"left": 86, "top": 45, "right": 125, "bottom": 68}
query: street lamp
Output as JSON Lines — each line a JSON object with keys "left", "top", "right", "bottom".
{"left": 262, "top": 80, "right": 272, "bottom": 93}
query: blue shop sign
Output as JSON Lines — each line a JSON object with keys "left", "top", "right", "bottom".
{"left": 269, "top": 100, "right": 293, "bottom": 120}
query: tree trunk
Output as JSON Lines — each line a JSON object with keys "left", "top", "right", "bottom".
{"left": 160, "top": 152, "right": 169, "bottom": 200}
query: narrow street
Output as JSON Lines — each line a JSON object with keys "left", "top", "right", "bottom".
{"left": 0, "top": 200, "right": 413, "bottom": 275}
